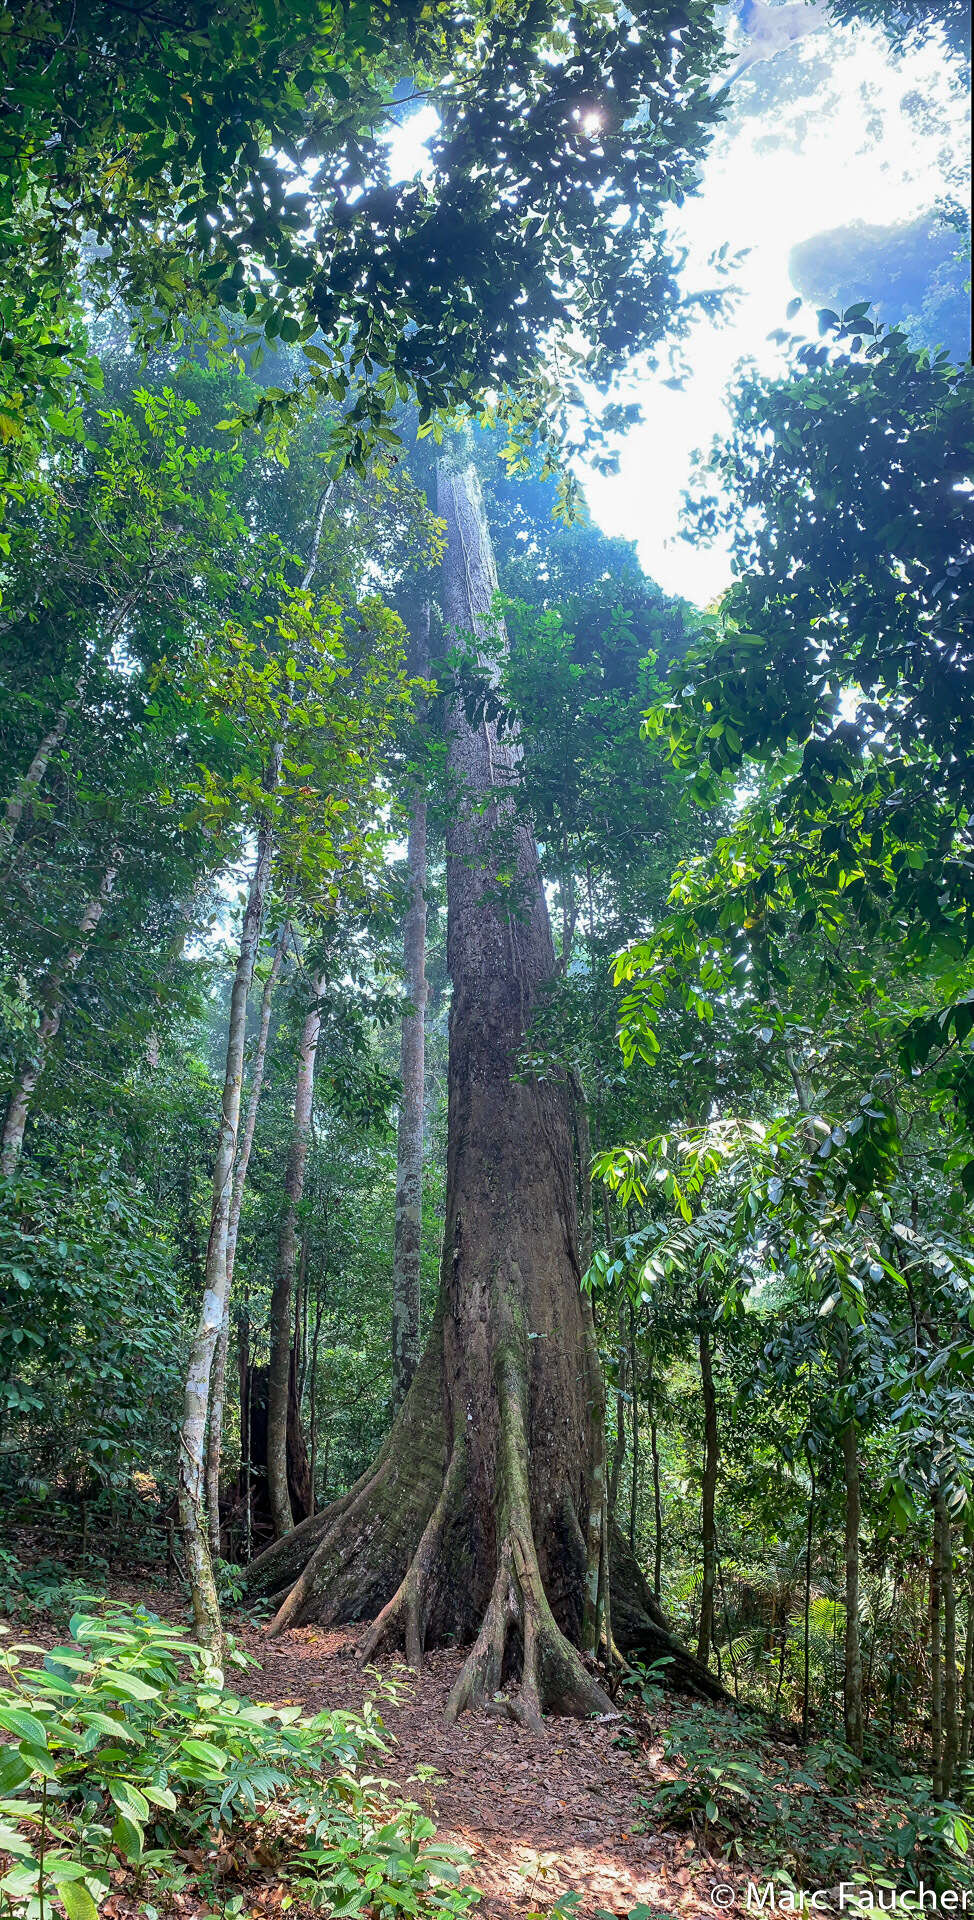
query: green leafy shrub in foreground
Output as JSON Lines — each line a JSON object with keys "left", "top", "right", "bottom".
{"left": 0, "top": 1603, "right": 478, "bottom": 1920}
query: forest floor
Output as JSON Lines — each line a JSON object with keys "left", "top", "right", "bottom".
{"left": 243, "top": 1618, "right": 699, "bottom": 1920}
{"left": 4, "top": 1551, "right": 930, "bottom": 1920}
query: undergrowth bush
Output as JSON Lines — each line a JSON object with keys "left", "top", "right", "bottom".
{"left": 0, "top": 1603, "right": 479, "bottom": 1920}
{"left": 641, "top": 1703, "right": 974, "bottom": 1895}
{"left": 0, "top": 1551, "right": 108, "bottom": 1632}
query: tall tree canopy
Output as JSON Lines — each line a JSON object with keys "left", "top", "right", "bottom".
{"left": 1, "top": 0, "right": 722, "bottom": 485}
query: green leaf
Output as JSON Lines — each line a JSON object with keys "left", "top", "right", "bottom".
{"left": 57, "top": 1879, "right": 100, "bottom": 1920}
{"left": 0, "top": 1708, "right": 48, "bottom": 1747}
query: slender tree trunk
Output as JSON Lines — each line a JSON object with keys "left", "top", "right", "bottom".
{"left": 245, "top": 452, "right": 721, "bottom": 1715}
{"left": 842, "top": 1418, "right": 864, "bottom": 1756}
{"left": 629, "top": 1304, "right": 639, "bottom": 1553}
{"left": 802, "top": 1458, "right": 816, "bottom": 1743}
{"left": 1, "top": 852, "right": 120, "bottom": 1175}
{"left": 206, "top": 924, "right": 288, "bottom": 1558}
{"left": 648, "top": 1354, "right": 663, "bottom": 1602}
{"left": 239, "top": 1303, "right": 252, "bottom": 1564}
{"left": 773, "top": 1597, "right": 790, "bottom": 1719}
{"left": 838, "top": 1330, "right": 864, "bottom": 1759}
{"left": 608, "top": 1305, "right": 629, "bottom": 1522}
{"left": 308, "top": 1272, "right": 325, "bottom": 1517}
{"left": 932, "top": 1508, "right": 944, "bottom": 1794}
{"left": 0, "top": 696, "right": 75, "bottom": 859}
{"left": 296, "top": 1233, "right": 308, "bottom": 1400}
{"left": 267, "top": 968, "right": 327, "bottom": 1539}
{"left": 938, "top": 1493, "right": 959, "bottom": 1797}
{"left": 696, "top": 1309, "right": 718, "bottom": 1667}
{"left": 391, "top": 602, "right": 430, "bottom": 1411}
{"left": 961, "top": 1564, "right": 974, "bottom": 1769}
{"left": 177, "top": 802, "right": 278, "bottom": 1653}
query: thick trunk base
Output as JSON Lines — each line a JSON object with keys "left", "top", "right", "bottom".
{"left": 247, "top": 1315, "right": 724, "bottom": 1716}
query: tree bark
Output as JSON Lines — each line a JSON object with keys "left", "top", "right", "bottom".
{"left": 177, "top": 799, "right": 277, "bottom": 1654}
{"left": 1, "top": 851, "right": 120, "bottom": 1175}
{"left": 802, "top": 1456, "right": 816, "bottom": 1743}
{"left": 569, "top": 1071, "right": 594, "bottom": 1275}
{"left": 206, "top": 923, "right": 288, "bottom": 1558}
{"left": 647, "top": 1353, "right": 663, "bottom": 1602}
{"left": 938, "top": 1493, "right": 958, "bottom": 1797}
{"left": 0, "top": 696, "right": 75, "bottom": 860}
{"left": 608, "top": 1306, "right": 629, "bottom": 1521}
{"left": 696, "top": 1306, "right": 718, "bottom": 1668}
{"left": 959, "top": 1562, "right": 974, "bottom": 1772}
{"left": 267, "top": 967, "right": 327, "bottom": 1539}
{"left": 391, "top": 601, "right": 430, "bottom": 1412}
{"left": 838, "top": 1329, "right": 864, "bottom": 1758}
{"left": 244, "top": 451, "right": 720, "bottom": 1718}
{"left": 628, "top": 1306, "right": 640, "bottom": 1552}
{"left": 308, "top": 1269, "right": 326, "bottom": 1517}
{"left": 932, "top": 1508, "right": 944, "bottom": 1794}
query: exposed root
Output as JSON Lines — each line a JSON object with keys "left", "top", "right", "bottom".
{"left": 445, "top": 1525, "right": 615, "bottom": 1733}
{"left": 438, "top": 1271, "right": 618, "bottom": 1731}
{"left": 359, "top": 1436, "right": 467, "bottom": 1669}
{"left": 444, "top": 1545, "right": 519, "bottom": 1722}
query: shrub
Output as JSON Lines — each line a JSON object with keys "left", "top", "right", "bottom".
{"left": 639, "top": 1703, "right": 974, "bottom": 1895}
{"left": 0, "top": 1603, "right": 479, "bottom": 1920}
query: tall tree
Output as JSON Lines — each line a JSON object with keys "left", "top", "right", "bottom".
{"left": 178, "top": 805, "right": 278, "bottom": 1652}
{"left": 267, "top": 966, "right": 328, "bottom": 1540}
{"left": 206, "top": 920, "right": 289, "bottom": 1557}
{"left": 391, "top": 602, "right": 431, "bottom": 1412}
{"left": 247, "top": 448, "right": 718, "bottom": 1716}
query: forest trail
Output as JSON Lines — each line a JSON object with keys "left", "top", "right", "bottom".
{"left": 245, "top": 1623, "right": 685, "bottom": 1920}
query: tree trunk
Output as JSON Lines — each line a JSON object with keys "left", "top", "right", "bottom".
{"left": 238, "top": 1303, "right": 252, "bottom": 1564}
{"left": 938, "top": 1493, "right": 958, "bottom": 1797}
{"left": 839, "top": 1348, "right": 864, "bottom": 1758}
{"left": 308, "top": 1270, "right": 326, "bottom": 1516}
{"left": 207, "top": 923, "right": 288, "bottom": 1558}
{"left": 0, "top": 696, "right": 75, "bottom": 860}
{"left": 569, "top": 1072, "right": 594, "bottom": 1275}
{"left": 608, "top": 1306, "right": 629, "bottom": 1521}
{"left": 244, "top": 451, "right": 720, "bottom": 1720}
{"left": 961, "top": 1564, "right": 974, "bottom": 1769}
{"left": 1, "top": 852, "right": 120, "bottom": 1175}
{"left": 239, "top": 1359, "right": 312, "bottom": 1548}
{"left": 177, "top": 799, "right": 277, "bottom": 1654}
{"left": 267, "top": 968, "right": 326, "bottom": 1539}
{"left": 802, "top": 1457, "right": 816, "bottom": 1743}
{"left": 648, "top": 1353, "right": 663, "bottom": 1602}
{"left": 841, "top": 1418, "right": 864, "bottom": 1757}
{"left": 391, "top": 602, "right": 430, "bottom": 1411}
{"left": 696, "top": 1307, "right": 718, "bottom": 1668}
{"left": 628, "top": 1304, "right": 639, "bottom": 1553}
{"left": 932, "top": 1509, "right": 944, "bottom": 1794}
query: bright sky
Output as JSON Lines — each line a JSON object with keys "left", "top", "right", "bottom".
{"left": 580, "top": 15, "right": 968, "bottom": 605}
{"left": 387, "top": 11, "right": 968, "bottom": 609}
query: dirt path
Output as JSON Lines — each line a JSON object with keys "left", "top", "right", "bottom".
{"left": 243, "top": 1622, "right": 681, "bottom": 1920}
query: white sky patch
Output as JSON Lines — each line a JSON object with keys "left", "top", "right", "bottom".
{"left": 579, "top": 20, "right": 967, "bottom": 605}
{"left": 386, "top": 102, "right": 440, "bottom": 183}
{"left": 383, "top": 22, "right": 967, "bottom": 609}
